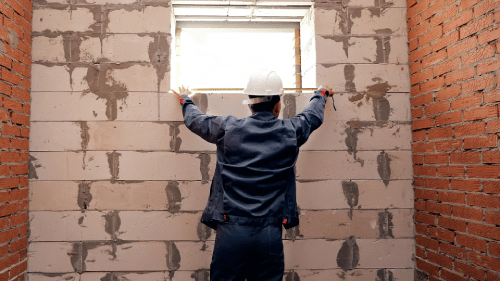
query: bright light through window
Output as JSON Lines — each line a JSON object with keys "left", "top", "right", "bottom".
{"left": 178, "top": 27, "right": 296, "bottom": 89}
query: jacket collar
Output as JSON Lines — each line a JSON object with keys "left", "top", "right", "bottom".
{"left": 250, "top": 111, "right": 277, "bottom": 121}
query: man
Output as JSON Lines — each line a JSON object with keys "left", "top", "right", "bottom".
{"left": 172, "top": 69, "right": 334, "bottom": 281}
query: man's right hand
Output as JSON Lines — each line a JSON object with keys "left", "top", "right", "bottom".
{"left": 324, "top": 86, "right": 334, "bottom": 96}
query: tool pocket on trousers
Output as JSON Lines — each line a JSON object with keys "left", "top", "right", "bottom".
{"left": 266, "top": 225, "right": 284, "bottom": 258}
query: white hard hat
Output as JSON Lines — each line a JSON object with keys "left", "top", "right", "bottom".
{"left": 243, "top": 69, "right": 283, "bottom": 105}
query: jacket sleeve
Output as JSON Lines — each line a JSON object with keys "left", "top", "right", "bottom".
{"left": 290, "top": 90, "right": 329, "bottom": 147}
{"left": 181, "top": 95, "right": 225, "bottom": 144}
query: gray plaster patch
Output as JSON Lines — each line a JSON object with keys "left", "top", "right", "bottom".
{"left": 100, "top": 273, "right": 117, "bottom": 281}
{"left": 336, "top": 236, "right": 359, "bottom": 271}
{"left": 69, "top": 242, "right": 82, "bottom": 273}
{"left": 344, "top": 122, "right": 364, "bottom": 166}
{"left": 414, "top": 270, "right": 429, "bottom": 281}
{"left": 79, "top": 121, "right": 90, "bottom": 151}
{"left": 331, "top": 36, "right": 352, "bottom": 58}
{"left": 106, "top": 151, "right": 121, "bottom": 183}
{"left": 29, "top": 155, "right": 42, "bottom": 179}
{"left": 148, "top": 34, "right": 170, "bottom": 92}
{"left": 197, "top": 221, "right": 212, "bottom": 242}
{"left": 344, "top": 65, "right": 356, "bottom": 92}
{"left": 83, "top": 64, "right": 129, "bottom": 121}
{"left": 8, "top": 30, "right": 18, "bottom": 49}
{"left": 342, "top": 181, "right": 359, "bottom": 219}
{"left": 285, "top": 225, "right": 303, "bottom": 241}
{"left": 368, "top": 7, "right": 381, "bottom": 17}
{"left": 166, "top": 241, "right": 181, "bottom": 271}
{"left": 285, "top": 271, "right": 300, "bottom": 281}
{"left": 282, "top": 94, "right": 297, "bottom": 119}
{"left": 169, "top": 123, "right": 182, "bottom": 152}
{"left": 77, "top": 182, "right": 92, "bottom": 210}
{"left": 376, "top": 268, "right": 394, "bottom": 281}
{"left": 191, "top": 269, "right": 209, "bottom": 281}
{"left": 103, "top": 210, "right": 121, "bottom": 239}
{"left": 198, "top": 153, "right": 211, "bottom": 183}
{"left": 378, "top": 210, "right": 394, "bottom": 238}
{"left": 377, "top": 151, "right": 391, "bottom": 186}
{"left": 166, "top": 181, "right": 182, "bottom": 213}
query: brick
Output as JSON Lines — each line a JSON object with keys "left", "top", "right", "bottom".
{"left": 428, "top": 126, "right": 452, "bottom": 139}
{"left": 475, "top": 0, "right": 500, "bottom": 17}
{"left": 478, "top": 57, "right": 500, "bottom": 75}
{"left": 463, "top": 74, "right": 495, "bottom": 94}
{"left": 1, "top": 69, "right": 22, "bottom": 86}
{"left": 425, "top": 153, "right": 449, "bottom": 164}
{"left": 426, "top": 178, "right": 450, "bottom": 189}
{"left": 484, "top": 151, "right": 500, "bottom": 163}
{"left": 469, "top": 221, "right": 500, "bottom": 240}
{"left": 479, "top": 26, "right": 500, "bottom": 45}
{"left": 10, "top": 212, "right": 26, "bottom": 227}
{"left": 470, "top": 251, "right": 500, "bottom": 272}
{"left": 412, "top": 93, "right": 434, "bottom": 107}
{"left": 461, "top": 14, "right": 494, "bottom": 39}
{"left": 413, "top": 117, "right": 435, "bottom": 130}
{"left": 455, "top": 260, "right": 486, "bottom": 281}
{"left": 422, "top": 0, "right": 446, "bottom": 20}
{"left": 409, "top": 38, "right": 419, "bottom": 52}
{"left": 414, "top": 130, "right": 427, "bottom": 141}
{"left": 453, "top": 205, "right": 483, "bottom": 221}
{"left": 410, "top": 44, "right": 432, "bottom": 63}
{"left": 455, "top": 121, "right": 486, "bottom": 136}
{"left": 416, "top": 211, "right": 437, "bottom": 225}
{"left": 432, "top": 30, "right": 459, "bottom": 51}
{"left": 0, "top": 178, "right": 19, "bottom": 189}
{"left": 411, "top": 61, "right": 422, "bottom": 74}
{"left": 10, "top": 189, "right": 27, "bottom": 201}
{"left": 462, "top": 44, "right": 496, "bottom": 66}
{"left": 413, "top": 108, "right": 424, "bottom": 119}
{"left": 451, "top": 94, "right": 482, "bottom": 110}
{"left": 491, "top": 241, "right": 500, "bottom": 256}
{"left": 433, "top": 58, "right": 460, "bottom": 78}
{"left": 435, "top": 111, "right": 462, "bottom": 126}
{"left": 456, "top": 233, "right": 487, "bottom": 252}
{"left": 408, "top": 15, "right": 421, "bottom": 31}
{"left": 416, "top": 188, "right": 438, "bottom": 200}
{"left": 11, "top": 88, "right": 29, "bottom": 102}
{"left": 464, "top": 135, "right": 498, "bottom": 149}
{"left": 451, "top": 179, "right": 481, "bottom": 191}
{"left": 439, "top": 216, "right": 467, "bottom": 231}
{"left": 488, "top": 119, "right": 500, "bottom": 133}
{"left": 11, "top": 113, "right": 28, "bottom": 126}
{"left": 10, "top": 164, "right": 28, "bottom": 175}
{"left": 416, "top": 246, "right": 425, "bottom": 258}
{"left": 439, "top": 191, "right": 465, "bottom": 203}
{"left": 485, "top": 181, "right": 500, "bottom": 194}
{"left": 2, "top": 124, "right": 20, "bottom": 137}
{"left": 436, "top": 84, "right": 461, "bottom": 101}
{"left": 3, "top": 97, "right": 22, "bottom": 112}
{"left": 427, "top": 250, "right": 453, "bottom": 268}
{"left": 448, "top": 37, "right": 477, "bottom": 58}
{"left": 420, "top": 76, "right": 445, "bottom": 93}
{"left": 419, "top": 26, "right": 443, "bottom": 46}
{"left": 416, "top": 200, "right": 426, "bottom": 210}
{"left": 464, "top": 105, "right": 498, "bottom": 121}
{"left": 416, "top": 234, "right": 440, "bottom": 250}
{"left": 413, "top": 142, "right": 435, "bottom": 152}
{"left": 426, "top": 201, "right": 451, "bottom": 215}
{"left": 0, "top": 203, "right": 18, "bottom": 217}
{"left": 437, "top": 165, "right": 465, "bottom": 177}
{"left": 0, "top": 152, "right": 20, "bottom": 163}
{"left": 0, "top": 81, "right": 11, "bottom": 96}
{"left": 467, "top": 165, "right": 500, "bottom": 178}
{"left": 436, "top": 139, "right": 463, "bottom": 151}
{"left": 411, "top": 69, "right": 433, "bottom": 85}
{"left": 414, "top": 165, "right": 437, "bottom": 176}
{"left": 0, "top": 138, "right": 9, "bottom": 149}
{"left": 0, "top": 166, "right": 9, "bottom": 176}
{"left": 486, "top": 211, "right": 500, "bottom": 225}
{"left": 417, "top": 258, "right": 439, "bottom": 276}
{"left": 445, "top": 67, "right": 475, "bottom": 85}
{"left": 412, "top": 85, "right": 421, "bottom": 97}
{"left": 414, "top": 154, "right": 424, "bottom": 164}
{"left": 0, "top": 109, "right": 9, "bottom": 123}
{"left": 11, "top": 139, "right": 28, "bottom": 150}
{"left": 458, "top": 0, "right": 477, "bottom": 12}
{"left": 408, "top": 0, "right": 430, "bottom": 19}
{"left": 416, "top": 223, "right": 428, "bottom": 235}
{"left": 443, "top": 9, "right": 473, "bottom": 34}
{"left": 468, "top": 193, "right": 500, "bottom": 209}
{"left": 450, "top": 151, "right": 480, "bottom": 163}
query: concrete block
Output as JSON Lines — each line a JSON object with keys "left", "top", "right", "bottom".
{"left": 296, "top": 151, "right": 412, "bottom": 180}
{"left": 316, "top": 36, "right": 381, "bottom": 64}
{"left": 30, "top": 122, "right": 83, "bottom": 151}
{"left": 350, "top": 8, "right": 407, "bottom": 36}
{"left": 171, "top": 180, "right": 211, "bottom": 211}
{"left": 387, "top": 36, "right": 409, "bottom": 64}
{"left": 292, "top": 269, "right": 415, "bottom": 281}
{"left": 78, "top": 37, "right": 102, "bottom": 63}
{"left": 107, "top": 64, "right": 160, "bottom": 92}
{"left": 84, "top": 241, "right": 168, "bottom": 271}
{"left": 300, "top": 121, "right": 411, "bottom": 151}
{"left": 32, "top": 64, "right": 72, "bottom": 92}
{"left": 316, "top": 64, "right": 411, "bottom": 94}
{"left": 28, "top": 273, "right": 79, "bottom": 281}
{"left": 115, "top": 92, "right": 160, "bottom": 121}
{"left": 296, "top": 180, "right": 414, "bottom": 210}
{"left": 80, "top": 272, "right": 165, "bottom": 281}
{"left": 29, "top": 152, "right": 111, "bottom": 180}
{"left": 85, "top": 0, "right": 137, "bottom": 4}
{"left": 118, "top": 211, "right": 214, "bottom": 241}
{"left": 283, "top": 238, "right": 414, "bottom": 269}
{"left": 86, "top": 122, "right": 169, "bottom": 151}
{"left": 33, "top": 8, "right": 96, "bottom": 33}
{"left": 27, "top": 242, "right": 77, "bottom": 272}
{"left": 204, "top": 93, "right": 250, "bottom": 119}
{"left": 175, "top": 241, "right": 213, "bottom": 270}
{"left": 102, "top": 34, "right": 154, "bottom": 62}
{"left": 29, "top": 181, "right": 80, "bottom": 211}
{"left": 159, "top": 92, "right": 184, "bottom": 121}
{"left": 107, "top": 6, "right": 171, "bottom": 34}
{"left": 32, "top": 36, "right": 66, "bottom": 63}
{"left": 177, "top": 124, "right": 217, "bottom": 152}
{"left": 314, "top": 8, "right": 342, "bottom": 36}
{"left": 31, "top": 92, "right": 108, "bottom": 121}
{"left": 29, "top": 211, "right": 111, "bottom": 242}
{"left": 118, "top": 151, "right": 216, "bottom": 181}
{"left": 296, "top": 209, "right": 413, "bottom": 239}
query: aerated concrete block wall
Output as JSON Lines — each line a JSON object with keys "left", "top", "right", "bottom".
{"left": 28, "top": 0, "right": 413, "bottom": 280}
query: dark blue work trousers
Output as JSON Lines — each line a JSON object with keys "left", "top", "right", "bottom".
{"left": 210, "top": 223, "right": 284, "bottom": 281}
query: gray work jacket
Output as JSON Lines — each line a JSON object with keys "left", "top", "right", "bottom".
{"left": 181, "top": 90, "right": 328, "bottom": 229}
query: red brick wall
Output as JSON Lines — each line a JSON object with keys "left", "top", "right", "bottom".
{"left": 409, "top": 0, "right": 500, "bottom": 280}
{"left": 0, "top": 0, "right": 31, "bottom": 278}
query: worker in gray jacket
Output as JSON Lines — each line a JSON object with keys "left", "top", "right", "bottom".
{"left": 172, "top": 69, "right": 334, "bottom": 281}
